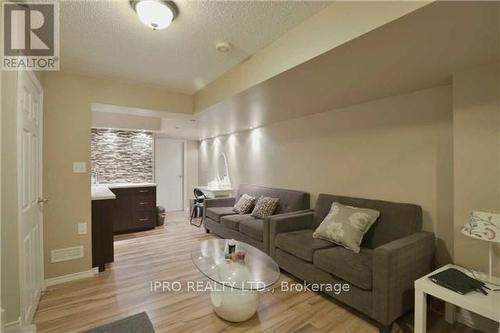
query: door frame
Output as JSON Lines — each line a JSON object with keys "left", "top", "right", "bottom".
{"left": 16, "top": 69, "right": 45, "bottom": 326}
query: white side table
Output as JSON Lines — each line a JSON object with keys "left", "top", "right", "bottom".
{"left": 414, "top": 264, "right": 500, "bottom": 333}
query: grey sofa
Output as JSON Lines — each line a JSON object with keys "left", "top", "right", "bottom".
{"left": 204, "top": 184, "right": 310, "bottom": 254}
{"left": 269, "top": 193, "right": 435, "bottom": 333}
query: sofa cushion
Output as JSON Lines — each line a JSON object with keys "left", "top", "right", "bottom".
{"left": 236, "top": 184, "right": 309, "bottom": 215}
{"left": 312, "top": 194, "right": 422, "bottom": 249}
{"left": 239, "top": 218, "right": 264, "bottom": 241}
{"left": 220, "top": 214, "right": 253, "bottom": 231}
{"left": 313, "top": 247, "right": 373, "bottom": 290}
{"left": 275, "top": 229, "right": 335, "bottom": 262}
{"left": 313, "top": 202, "right": 379, "bottom": 253}
{"left": 251, "top": 196, "right": 279, "bottom": 218}
{"left": 206, "top": 207, "right": 235, "bottom": 222}
{"left": 233, "top": 194, "right": 256, "bottom": 214}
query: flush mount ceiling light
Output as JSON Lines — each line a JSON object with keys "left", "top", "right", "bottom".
{"left": 215, "top": 42, "right": 231, "bottom": 53}
{"left": 130, "top": 0, "right": 178, "bottom": 30}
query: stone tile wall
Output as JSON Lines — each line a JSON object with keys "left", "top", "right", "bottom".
{"left": 91, "top": 128, "right": 153, "bottom": 183}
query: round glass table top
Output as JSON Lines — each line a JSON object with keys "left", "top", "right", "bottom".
{"left": 191, "top": 239, "right": 280, "bottom": 290}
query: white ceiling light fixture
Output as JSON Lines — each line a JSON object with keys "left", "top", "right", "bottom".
{"left": 216, "top": 42, "right": 231, "bottom": 53}
{"left": 130, "top": 0, "right": 178, "bottom": 30}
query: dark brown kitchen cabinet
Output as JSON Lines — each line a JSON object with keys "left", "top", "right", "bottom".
{"left": 91, "top": 199, "right": 114, "bottom": 272}
{"left": 110, "top": 186, "right": 157, "bottom": 233}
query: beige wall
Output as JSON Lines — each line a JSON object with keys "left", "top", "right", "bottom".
{"left": 453, "top": 62, "right": 500, "bottom": 276}
{"left": 0, "top": 49, "right": 2, "bottom": 333}
{"left": 92, "top": 112, "right": 162, "bottom": 131}
{"left": 43, "top": 72, "right": 192, "bottom": 279}
{"left": 199, "top": 85, "right": 454, "bottom": 264}
{"left": 0, "top": 34, "right": 1, "bottom": 329}
{"left": 194, "top": 1, "right": 431, "bottom": 112}
{"left": 74, "top": 74, "right": 193, "bottom": 114}
{"left": 0, "top": 7, "right": 2, "bottom": 320}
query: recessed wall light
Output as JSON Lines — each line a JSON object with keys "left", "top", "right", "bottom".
{"left": 130, "top": 0, "right": 178, "bottom": 30}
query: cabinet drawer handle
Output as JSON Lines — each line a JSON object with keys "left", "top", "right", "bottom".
{"left": 139, "top": 218, "right": 150, "bottom": 222}
{"left": 140, "top": 202, "right": 149, "bottom": 205}
{"left": 139, "top": 190, "right": 149, "bottom": 193}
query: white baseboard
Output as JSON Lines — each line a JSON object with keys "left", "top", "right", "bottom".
{"left": 4, "top": 320, "right": 19, "bottom": 331}
{"left": 1, "top": 308, "right": 5, "bottom": 332}
{"left": 44, "top": 268, "right": 98, "bottom": 287}
{"left": 4, "top": 323, "right": 36, "bottom": 333}
{"left": 3, "top": 317, "right": 20, "bottom": 332}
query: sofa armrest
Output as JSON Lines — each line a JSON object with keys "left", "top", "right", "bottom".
{"left": 268, "top": 210, "right": 314, "bottom": 258}
{"left": 372, "top": 231, "right": 435, "bottom": 325}
{"left": 204, "top": 197, "right": 236, "bottom": 208}
{"left": 269, "top": 210, "right": 314, "bottom": 233}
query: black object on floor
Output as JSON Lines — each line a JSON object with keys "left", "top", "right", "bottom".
{"left": 157, "top": 206, "right": 166, "bottom": 226}
{"left": 84, "top": 312, "right": 154, "bottom": 333}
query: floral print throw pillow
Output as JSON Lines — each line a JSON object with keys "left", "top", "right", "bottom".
{"left": 251, "top": 196, "right": 279, "bottom": 218}
{"left": 313, "top": 202, "right": 380, "bottom": 253}
{"left": 233, "top": 194, "right": 256, "bottom": 214}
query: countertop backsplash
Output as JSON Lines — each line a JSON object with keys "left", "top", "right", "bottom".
{"left": 91, "top": 128, "right": 154, "bottom": 184}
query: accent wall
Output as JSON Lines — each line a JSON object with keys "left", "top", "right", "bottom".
{"left": 91, "top": 129, "right": 154, "bottom": 184}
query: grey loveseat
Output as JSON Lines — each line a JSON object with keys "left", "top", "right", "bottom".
{"left": 269, "top": 193, "right": 435, "bottom": 333}
{"left": 204, "top": 184, "right": 310, "bottom": 254}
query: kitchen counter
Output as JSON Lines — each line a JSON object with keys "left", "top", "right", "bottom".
{"left": 91, "top": 185, "right": 116, "bottom": 201}
{"left": 106, "top": 182, "right": 157, "bottom": 189}
{"left": 91, "top": 183, "right": 157, "bottom": 200}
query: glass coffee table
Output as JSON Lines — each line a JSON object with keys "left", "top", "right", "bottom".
{"left": 192, "top": 239, "right": 280, "bottom": 322}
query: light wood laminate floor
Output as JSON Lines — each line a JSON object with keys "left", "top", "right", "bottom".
{"left": 34, "top": 212, "right": 476, "bottom": 333}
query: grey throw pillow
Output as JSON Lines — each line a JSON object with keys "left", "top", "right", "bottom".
{"left": 251, "top": 196, "right": 279, "bottom": 218}
{"left": 313, "top": 202, "right": 379, "bottom": 253}
{"left": 233, "top": 194, "right": 256, "bottom": 214}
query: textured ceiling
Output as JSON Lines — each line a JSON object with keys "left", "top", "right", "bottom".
{"left": 59, "top": 0, "right": 330, "bottom": 93}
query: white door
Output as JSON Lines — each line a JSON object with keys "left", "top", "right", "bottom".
{"left": 17, "top": 70, "right": 44, "bottom": 326}
{"left": 155, "top": 138, "right": 184, "bottom": 211}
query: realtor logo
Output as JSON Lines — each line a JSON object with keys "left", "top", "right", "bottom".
{"left": 2, "top": 2, "right": 60, "bottom": 70}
